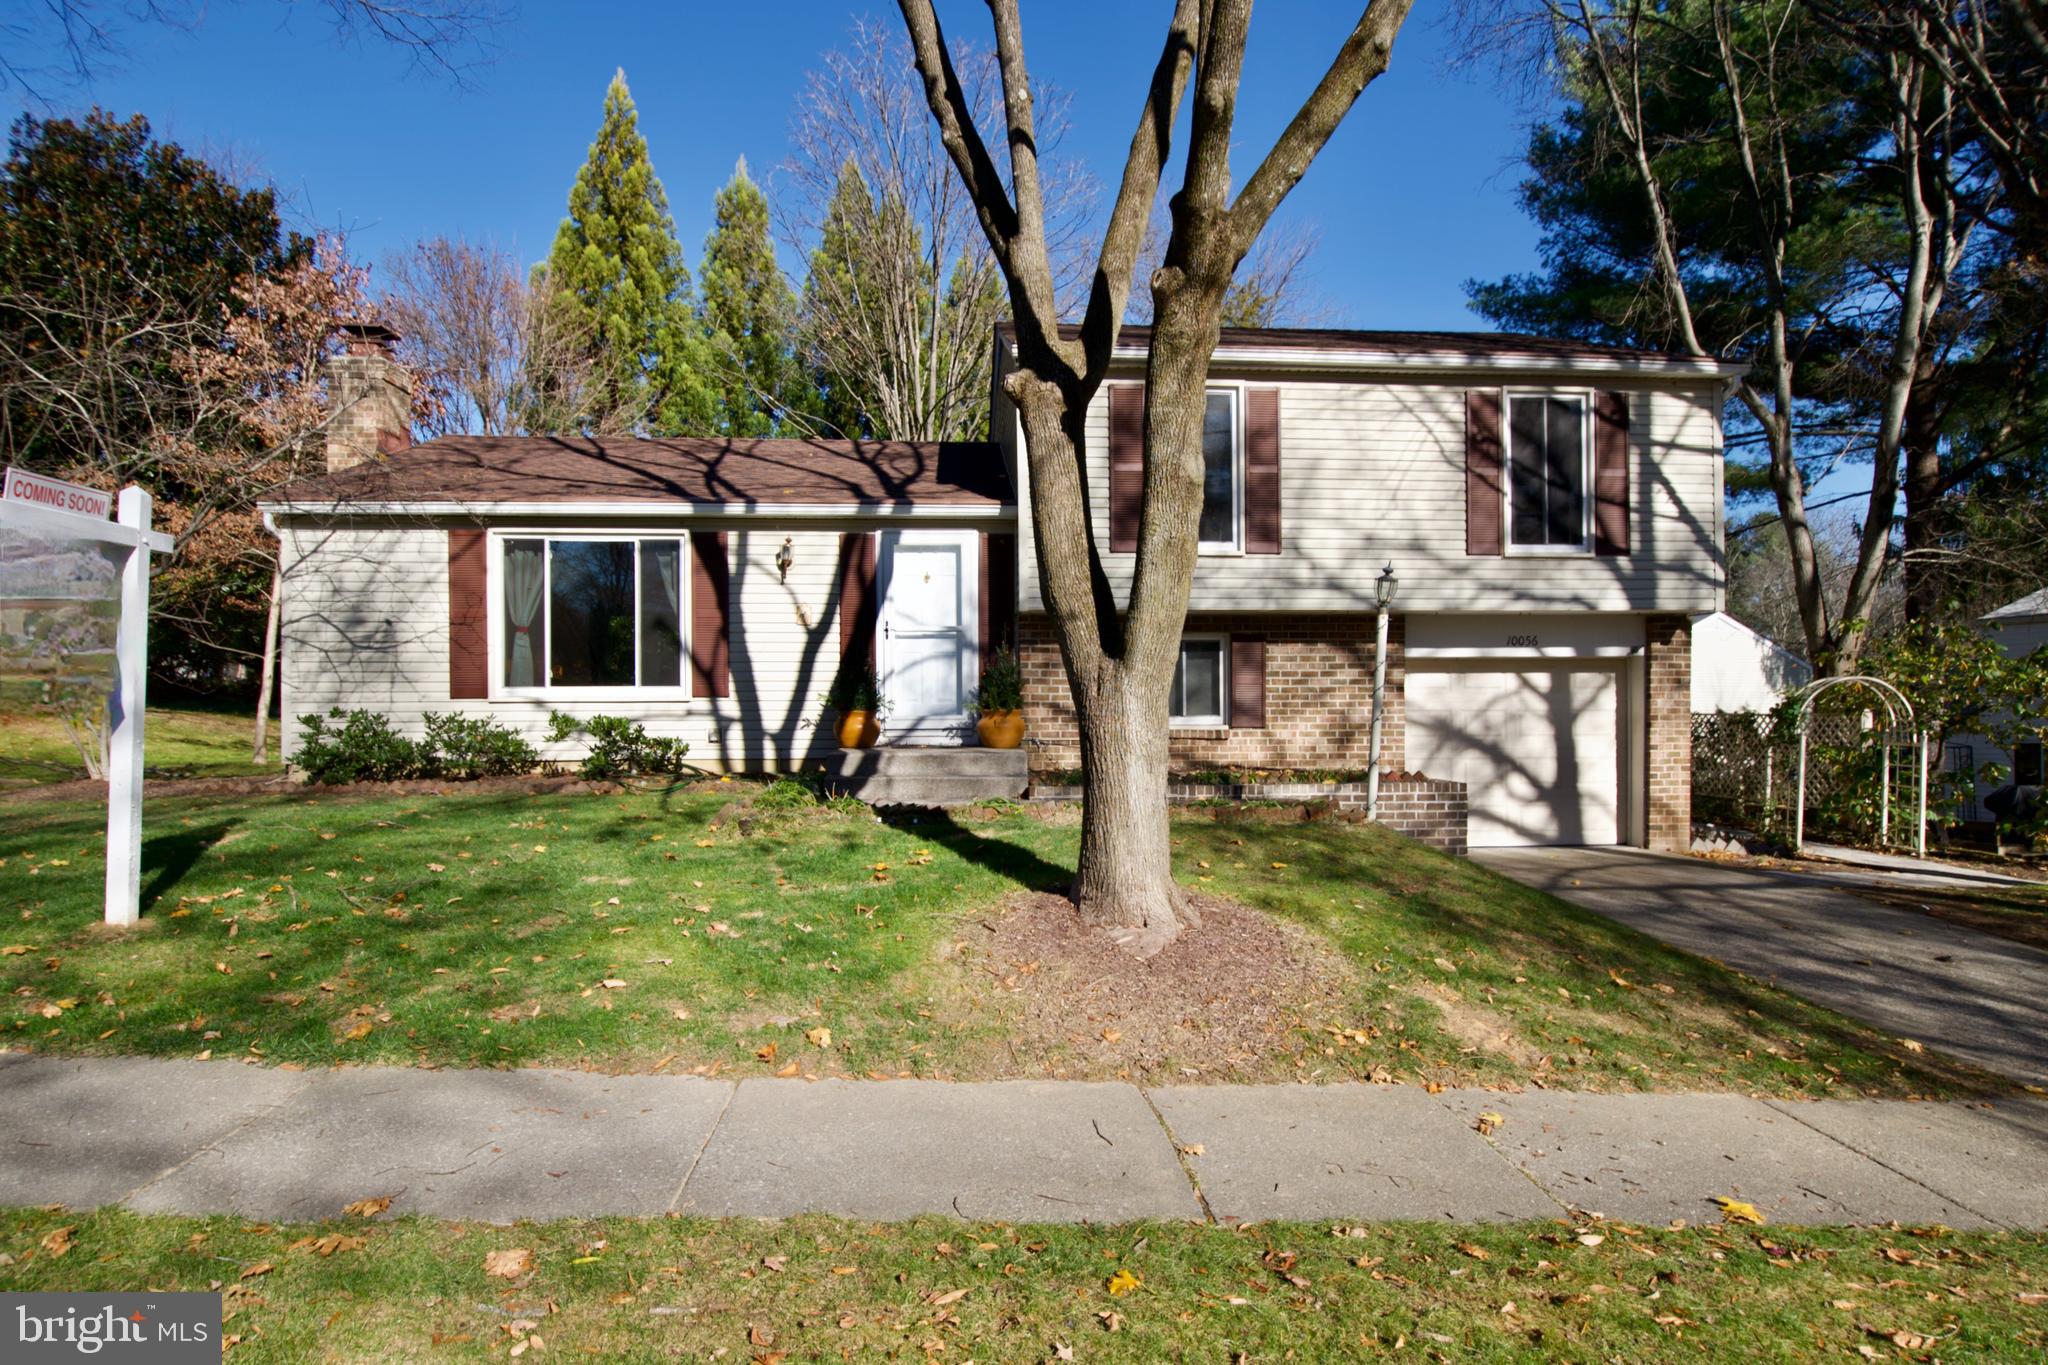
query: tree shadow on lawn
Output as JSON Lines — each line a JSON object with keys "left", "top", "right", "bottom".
{"left": 1209, "top": 819, "right": 2004, "bottom": 1097}
{"left": 876, "top": 806, "right": 1075, "bottom": 896}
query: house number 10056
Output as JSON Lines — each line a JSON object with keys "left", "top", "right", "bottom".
{"left": 1506, "top": 634, "right": 1540, "bottom": 648}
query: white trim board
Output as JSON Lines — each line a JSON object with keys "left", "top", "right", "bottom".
{"left": 261, "top": 500, "right": 1018, "bottom": 520}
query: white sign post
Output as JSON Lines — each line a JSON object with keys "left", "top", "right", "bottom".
{"left": 0, "top": 470, "right": 172, "bottom": 925}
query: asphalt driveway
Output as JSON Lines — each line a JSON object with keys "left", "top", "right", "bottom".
{"left": 1473, "top": 846, "right": 2048, "bottom": 1087}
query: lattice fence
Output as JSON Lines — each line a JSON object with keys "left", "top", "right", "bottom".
{"left": 1691, "top": 710, "right": 1907, "bottom": 839}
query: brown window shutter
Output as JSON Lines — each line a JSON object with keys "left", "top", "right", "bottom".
{"left": 978, "top": 531, "right": 1017, "bottom": 658}
{"left": 836, "top": 531, "right": 877, "bottom": 669}
{"left": 447, "top": 528, "right": 488, "bottom": 700}
{"left": 1229, "top": 635, "right": 1266, "bottom": 729}
{"left": 1108, "top": 383, "right": 1145, "bottom": 553}
{"left": 1245, "top": 387, "right": 1282, "bottom": 553}
{"left": 1465, "top": 389, "right": 1505, "bottom": 556}
{"left": 689, "top": 531, "right": 730, "bottom": 698}
{"left": 1593, "top": 391, "right": 1631, "bottom": 556}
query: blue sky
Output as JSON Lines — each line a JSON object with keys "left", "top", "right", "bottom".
{"left": 6, "top": 2, "right": 1543, "bottom": 331}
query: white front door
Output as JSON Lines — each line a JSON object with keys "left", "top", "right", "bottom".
{"left": 878, "top": 529, "right": 978, "bottom": 743}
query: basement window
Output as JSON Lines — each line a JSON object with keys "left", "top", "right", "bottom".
{"left": 1168, "top": 635, "right": 1228, "bottom": 728}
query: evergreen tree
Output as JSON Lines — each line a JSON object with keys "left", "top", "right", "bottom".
{"left": 700, "top": 158, "right": 800, "bottom": 437}
{"left": 544, "top": 70, "right": 713, "bottom": 434}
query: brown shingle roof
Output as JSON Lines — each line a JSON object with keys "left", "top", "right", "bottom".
{"left": 999, "top": 321, "right": 1715, "bottom": 367}
{"left": 267, "top": 435, "right": 1011, "bottom": 509}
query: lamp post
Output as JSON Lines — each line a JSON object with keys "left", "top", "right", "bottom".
{"left": 1367, "top": 562, "right": 1398, "bottom": 820}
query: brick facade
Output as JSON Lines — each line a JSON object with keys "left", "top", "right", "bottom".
{"left": 323, "top": 352, "right": 413, "bottom": 473}
{"left": 1645, "top": 613, "right": 1693, "bottom": 851}
{"left": 1335, "top": 777, "right": 1468, "bottom": 855}
{"left": 1019, "top": 611, "right": 1403, "bottom": 775}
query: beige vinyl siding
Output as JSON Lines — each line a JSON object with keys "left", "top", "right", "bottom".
{"left": 1009, "top": 372, "right": 1725, "bottom": 615}
{"left": 277, "top": 521, "right": 937, "bottom": 770}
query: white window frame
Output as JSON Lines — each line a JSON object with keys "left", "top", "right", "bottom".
{"left": 487, "top": 529, "right": 694, "bottom": 703}
{"left": 1502, "top": 388, "right": 1595, "bottom": 557}
{"left": 1198, "top": 384, "right": 1245, "bottom": 556}
{"left": 1168, "top": 632, "right": 1230, "bottom": 729}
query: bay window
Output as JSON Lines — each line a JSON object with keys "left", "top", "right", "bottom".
{"left": 501, "top": 536, "right": 684, "bottom": 691}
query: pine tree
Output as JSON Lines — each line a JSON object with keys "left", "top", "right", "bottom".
{"left": 700, "top": 158, "right": 800, "bottom": 437}
{"left": 545, "top": 69, "right": 713, "bottom": 434}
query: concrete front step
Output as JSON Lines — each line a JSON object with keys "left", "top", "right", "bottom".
{"left": 824, "top": 745, "right": 1028, "bottom": 805}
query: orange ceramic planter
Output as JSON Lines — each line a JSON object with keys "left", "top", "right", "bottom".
{"left": 975, "top": 710, "right": 1025, "bottom": 750}
{"left": 836, "top": 710, "right": 882, "bottom": 749}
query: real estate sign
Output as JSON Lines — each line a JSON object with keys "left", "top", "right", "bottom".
{"left": 2, "top": 466, "right": 114, "bottom": 521}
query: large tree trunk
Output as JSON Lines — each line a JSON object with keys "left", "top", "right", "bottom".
{"left": 1901, "top": 384, "right": 1943, "bottom": 622}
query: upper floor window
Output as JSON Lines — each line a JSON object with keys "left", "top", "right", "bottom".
{"left": 502, "top": 536, "right": 684, "bottom": 691}
{"left": 1507, "top": 393, "right": 1591, "bottom": 552}
{"left": 1200, "top": 389, "right": 1241, "bottom": 552}
{"left": 1169, "top": 634, "right": 1228, "bottom": 727}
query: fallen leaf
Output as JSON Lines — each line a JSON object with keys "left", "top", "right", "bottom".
{"left": 1099, "top": 1027, "right": 1122, "bottom": 1044}
{"left": 804, "top": 1026, "right": 832, "bottom": 1049}
{"left": 0, "top": 945, "right": 32, "bottom": 955}
{"left": 342, "top": 1020, "right": 373, "bottom": 1042}
{"left": 342, "top": 1196, "right": 392, "bottom": 1219}
{"left": 1711, "top": 1196, "right": 1765, "bottom": 1226}
{"left": 1899, "top": 1039, "right": 1925, "bottom": 1054}
{"left": 1474, "top": 1111, "right": 1504, "bottom": 1136}
{"left": 1455, "top": 1242, "right": 1490, "bottom": 1261}
{"left": 1106, "top": 1268, "right": 1142, "bottom": 1297}
{"left": 240, "top": 1262, "right": 273, "bottom": 1280}
{"left": 40, "top": 1226, "right": 74, "bottom": 1257}
{"left": 1177, "top": 1144, "right": 1205, "bottom": 1157}
{"left": 761, "top": 1255, "right": 787, "bottom": 1273}
{"left": 1575, "top": 1233, "right": 1605, "bottom": 1247}
{"left": 926, "top": 1288, "right": 970, "bottom": 1307}
{"left": 756, "top": 1042, "right": 778, "bottom": 1063}
{"left": 485, "top": 1248, "right": 534, "bottom": 1279}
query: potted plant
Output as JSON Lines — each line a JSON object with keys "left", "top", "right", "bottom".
{"left": 972, "top": 649, "right": 1026, "bottom": 750}
{"left": 823, "top": 665, "right": 889, "bottom": 749}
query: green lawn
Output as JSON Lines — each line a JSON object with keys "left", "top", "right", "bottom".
{"left": 0, "top": 702, "right": 278, "bottom": 789}
{"left": 2, "top": 1205, "right": 2041, "bottom": 1362}
{"left": 0, "top": 785, "right": 1995, "bottom": 1097}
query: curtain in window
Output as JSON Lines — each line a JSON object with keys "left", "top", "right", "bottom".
{"left": 503, "top": 539, "right": 545, "bottom": 687}
{"left": 640, "top": 540, "right": 683, "bottom": 687}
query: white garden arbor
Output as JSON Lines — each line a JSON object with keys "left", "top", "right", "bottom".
{"left": 0, "top": 470, "right": 173, "bottom": 925}
{"left": 1789, "top": 675, "right": 1928, "bottom": 858}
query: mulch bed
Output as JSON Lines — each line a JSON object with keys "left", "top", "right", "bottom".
{"left": 945, "top": 890, "right": 1359, "bottom": 1082}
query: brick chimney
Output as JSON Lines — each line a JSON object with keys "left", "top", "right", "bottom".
{"left": 324, "top": 321, "right": 412, "bottom": 473}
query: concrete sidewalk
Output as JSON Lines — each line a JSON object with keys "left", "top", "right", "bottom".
{"left": 5, "top": 1053, "right": 2046, "bottom": 1230}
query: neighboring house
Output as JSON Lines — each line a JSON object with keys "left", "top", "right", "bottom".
{"left": 263, "top": 322, "right": 1738, "bottom": 851}
{"left": 1948, "top": 588, "right": 2048, "bottom": 819}
{"left": 1688, "top": 611, "right": 1811, "bottom": 713}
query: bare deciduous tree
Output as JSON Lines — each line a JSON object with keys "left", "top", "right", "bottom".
{"left": 895, "top": 0, "right": 1412, "bottom": 949}
{"left": 781, "top": 18, "right": 1094, "bottom": 441}
{"left": 1, "top": 0, "right": 508, "bottom": 100}
{"left": 1127, "top": 209, "right": 1330, "bottom": 327}
{"left": 379, "top": 236, "right": 636, "bottom": 438}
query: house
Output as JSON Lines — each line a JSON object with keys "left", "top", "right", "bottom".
{"left": 1947, "top": 588, "right": 2048, "bottom": 820}
{"left": 1688, "top": 611, "right": 1811, "bottom": 713}
{"left": 262, "top": 322, "right": 1739, "bottom": 851}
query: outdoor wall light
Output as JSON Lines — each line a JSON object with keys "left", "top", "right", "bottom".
{"left": 1368, "top": 561, "right": 1398, "bottom": 819}
{"left": 776, "top": 536, "right": 795, "bottom": 583}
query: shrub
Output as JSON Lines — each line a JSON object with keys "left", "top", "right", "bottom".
{"left": 419, "top": 712, "right": 538, "bottom": 779}
{"left": 546, "top": 712, "right": 692, "bottom": 779}
{"left": 972, "top": 649, "right": 1024, "bottom": 714}
{"left": 821, "top": 664, "right": 889, "bottom": 718}
{"left": 294, "top": 709, "right": 428, "bottom": 784}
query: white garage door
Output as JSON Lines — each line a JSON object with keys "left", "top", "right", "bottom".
{"left": 1406, "top": 666, "right": 1621, "bottom": 847}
